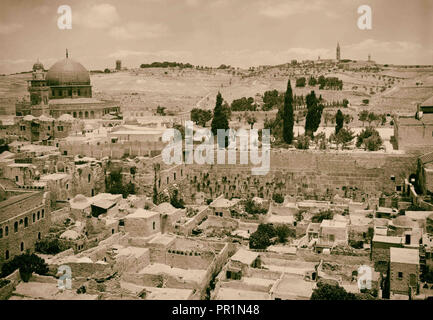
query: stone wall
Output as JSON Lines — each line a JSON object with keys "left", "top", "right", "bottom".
{"left": 181, "top": 150, "right": 417, "bottom": 201}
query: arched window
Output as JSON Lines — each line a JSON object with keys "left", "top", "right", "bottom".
{"left": 38, "top": 232, "right": 41, "bottom": 240}
{"left": 14, "top": 222, "right": 18, "bottom": 233}
{"left": 153, "top": 221, "right": 156, "bottom": 230}
{"left": 88, "top": 174, "right": 91, "bottom": 183}
{"left": 37, "top": 211, "right": 40, "bottom": 220}
{"left": 5, "top": 226, "right": 8, "bottom": 236}
{"left": 33, "top": 213, "right": 36, "bottom": 223}
{"left": 20, "top": 242, "right": 24, "bottom": 252}
{"left": 19, "top": 219, "right": 23, "bottom": 225}
{"left": 5, "top": 250, "right": 9, "bottom": 260}
{"left": 24, "top": 217, "right": 28, "bottom": 227}
{"left": 85, "top": 111, "right": 89, "bottom": 118}
{"left": 42, "top": 209, "right": 45, "bottom": 219}
{"left": 0, "top": 227, "right": 2, "bottom": 238}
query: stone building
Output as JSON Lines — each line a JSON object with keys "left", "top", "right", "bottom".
{"left": 16, "top": 51, "right": 120, "bottom": 119}
{"left": 394, "top": 96, "right": 433, "bottom": 152}
{"left": 389, "top": 247, "right": 420, "bottom": 298}
{"left": 0, "top": 190, "right": 51, "bottom": 265}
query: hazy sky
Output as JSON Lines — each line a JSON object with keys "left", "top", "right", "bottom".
{"left": 0, "top": 0, "right": 432, "bottom": 73}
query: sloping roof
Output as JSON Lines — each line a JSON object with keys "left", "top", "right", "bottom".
{"left": 373, "top": 235, "right": 402, "bottom": 244}
{"left": 390, "top": 247, "right": 419, "bottom": 264}
{"left": 0, "top": 191, "right": 44, "bottom": 222}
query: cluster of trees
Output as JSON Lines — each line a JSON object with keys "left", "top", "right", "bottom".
{"left": 356, "top": 127, "right": 383, "bottom": 151}
{"left": 358, "top": 110, "right": 387, "bottom": 126}
{"left": 249, "top": 223, "right": 295, "bottom": 249}
{"left": 319, "top": 76, "right": 343, "bottom": 90}
{"left": 140, "top": 61, "right": 194, "bottom": 69}
{"left": 244, "top": 198, "right": 268, "bottom": 215}
{"left": 262, "top": 90, "right": 283, "bottom": 111}
{"left": 230, "top": 96, "right": 257, "bottom": 111}
{"left": 0, "top": 253, "right": 48, "bottom": 282}
{"left": 105, "top": 170, "right": 136, "bottom": 199}
{"left": 262, "top": 89, "right": 309, "bottom": 111}
{"left": 190, "top": 108, "right": 213, "bottom": 126}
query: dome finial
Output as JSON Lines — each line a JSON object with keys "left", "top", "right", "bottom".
{"left": 66, "top": 48, "right": 68, "bottom": 58}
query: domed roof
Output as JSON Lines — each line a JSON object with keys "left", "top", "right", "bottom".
{"left": 46, "top": 57, "right": 90, "bottom": 86}
{"left": 72, "top": 194, "right": 88, "bottom": 203}
{"left": 33, "top": 60, "right": 44, "bottom": 71}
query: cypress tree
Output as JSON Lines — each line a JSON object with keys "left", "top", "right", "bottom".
{"left": 282, "top": 79, "right": 294, "bottom": 144}
{"left": 335, "top": 109, "right": 344, "bottom": 134}
{"left": 211, "top": 92, "right": 229, "bottom": 147}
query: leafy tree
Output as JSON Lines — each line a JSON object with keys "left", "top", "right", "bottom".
{"left": 191, "top": 109, "right": 213, "bottom": 127}
{"left": 211, "top": 92, "right": 229, "bottom": 147}
{"left": 330, "top": 127, "right": 354, "bottom": 150}
{"left": 296, "top": 135, "right": 310, "bottom": 149}
{"left": 311, "top": 283, "right": 358, "bottom": 300}
{"left": 282, "top": 79, "right": 294, "bottom": 144}
{"left": 262, "top": 90, "right": 283, "bottom": 111}
{"left": 358, "top": 110, "right": 369, "bottom": 126}
{"left": 312, "top": 210, "right": 333, "bottom": 223}
{"left": 170, "top": 189, "right": 185, "bottom": 209}
{"left": 367, "top": 112, "right": 378, "bottom": 126}
{"left": 275, "top": 225, "right": 294, "bottom": 243}
{"left": 231, "top": 97, "right": 257, "bottom": 111}
{"left": 362, "top": 99, "right": 369, "bottom": 105}
{"left": 356, "top": 127, "right": 383, "bottom": 151}
{"left": 0, "top": 253, "right": 48, "bottom": 282}
{"left": 342, "top": 99, "right": 349, "bottom": 108}
{"left": 308, "top": 76, "right": 317, "bottom": 86}
{"left": 335, "top": 109, "right": 344, "bottom": 134}
{"left": 296, "top": 77, "right": 306, "bottom": 87}
{"left": 245, "top": 112, "right": 257, "bottom": 129}
{"left": 244, "top": 198, "right": 267, "bottom": 214}
{"left": 304, "top": 91, "right": 323, "bottom": 137}
{"left": 249, "top": 230, "right": 271, "bottom": 249}
{"left": 35, "top": 238, "right": 68, "bottom": 254}
{"left": 272, "top": 193, "right": 284, "bottom": 204}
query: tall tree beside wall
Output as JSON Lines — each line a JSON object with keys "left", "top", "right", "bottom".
{"left": 304, "top": 91, "right": 324, "bottom": 138}
{"left": 335, "top": 109, "right": 344, "bottom": 134}
{"left": 282, "top": 79, "right": 294, "bottom": 144}
{"left": 211, "top": 92, "right": 229, "bottom": 148}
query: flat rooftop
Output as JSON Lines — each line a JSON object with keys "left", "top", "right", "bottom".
{"left": 390, "top": 247, "right": 419, "bottom": 265}
{"left": 215, "top": 288, "right": 270, "bottom": 300}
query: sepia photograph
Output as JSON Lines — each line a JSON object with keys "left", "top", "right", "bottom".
{"left": 0, "top": 0, "right": 432, "bottom": 308}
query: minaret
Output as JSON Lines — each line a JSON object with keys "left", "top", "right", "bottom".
{"left": 336, "top": 42, "right": 341, "bottom": 61}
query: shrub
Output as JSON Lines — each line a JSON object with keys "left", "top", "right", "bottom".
{"left": 272, "top": 193, "right": 284, "bottom": 204}
{"left": 35, "top": 238, "right": 68, "bottom": 255}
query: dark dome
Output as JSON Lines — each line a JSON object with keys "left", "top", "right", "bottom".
{"left": 46, "top": 58, "right": 90, "bottom": 86}
{"left": 33, "top": 60, "right": 44, "bottom": 71}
